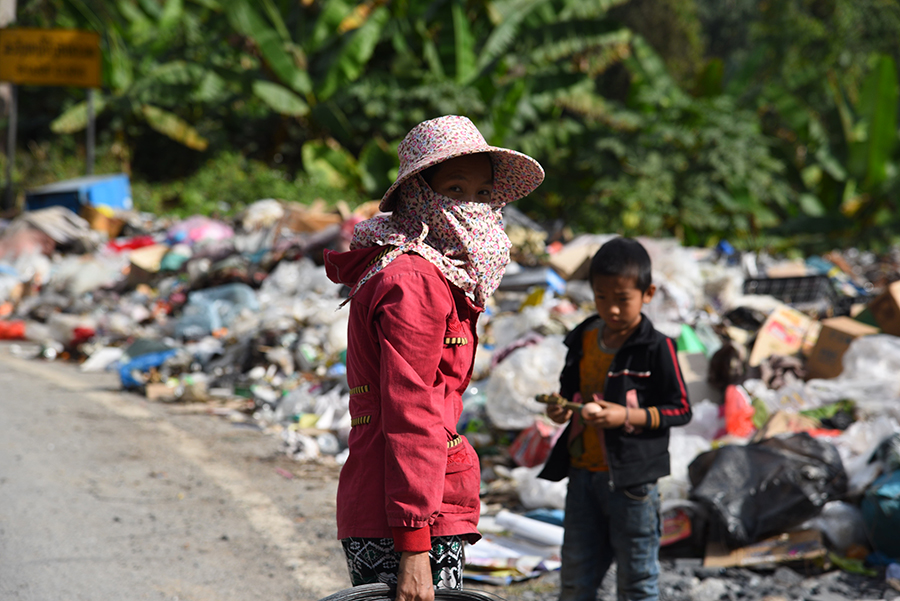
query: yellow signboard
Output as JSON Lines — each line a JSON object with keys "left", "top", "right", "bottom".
{"left": 0, "top": 28, "right": 101, "bottom": 88}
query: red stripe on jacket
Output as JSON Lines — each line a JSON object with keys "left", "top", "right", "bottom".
{"left": 660, "top": 337, "right": 690, "bottom": 416}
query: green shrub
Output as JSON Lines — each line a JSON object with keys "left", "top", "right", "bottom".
{"left": 130, "top": 151, "right": 368, "bottom": 217}
{"left": 3, "top": 142, "right": 367, "bottom": 217}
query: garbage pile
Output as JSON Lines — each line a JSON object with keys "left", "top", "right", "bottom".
{"left": 1, "top": 198, "right": 900, "bottom": 588}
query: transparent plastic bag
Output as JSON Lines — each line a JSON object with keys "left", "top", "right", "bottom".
{"left": 681, "top": 399, "right": 723, "bottom": 441}
{"left": 485, "top": 335, "right": 566, "bottom": 430}
{"left": 799, "top": 501, "right": 869, "bottom": 554}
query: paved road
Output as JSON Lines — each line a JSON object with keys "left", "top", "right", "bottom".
{"left": 0, "top": 346, "right": 349, "bottom": 601}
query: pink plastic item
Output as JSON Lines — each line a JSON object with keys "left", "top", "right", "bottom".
{"left": 723, "top": 384, "right": 756, "bottom": 438}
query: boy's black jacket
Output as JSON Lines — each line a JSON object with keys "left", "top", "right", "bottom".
{"left": 538, "top": 313, "right": 692, "bottom": 489}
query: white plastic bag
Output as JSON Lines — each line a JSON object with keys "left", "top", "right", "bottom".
{"left": 509, "top": 465, "right": 568, "bottom": 510}
{"left": 681, "top": 399, "right": 723, "bottom": 441}
{"left": 485, "top": 335, "right": 566, "bottom": 430}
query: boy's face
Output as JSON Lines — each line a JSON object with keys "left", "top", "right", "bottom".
{"left": 591, "top": 274, "right": 656, "bottom": 338}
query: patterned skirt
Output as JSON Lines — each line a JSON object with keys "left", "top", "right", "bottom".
{"left": 341, "top": 536, "right": 465, "bottom": 590}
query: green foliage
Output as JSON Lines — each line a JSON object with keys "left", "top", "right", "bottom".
{"left": 11, "top": 0, "right": 900, "bottom": 253}
{"left": 720, "top": 0, "right": 900, "bottom": 250}
{"left": 131, "top": 151, "right": 366, "bottom": 217}
{"left": 538, "top": 39, "right": 794, "bottom": 248}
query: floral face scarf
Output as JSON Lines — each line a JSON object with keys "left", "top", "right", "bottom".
{"left": 347, "top": 173, "right": 511, "bottom": 308}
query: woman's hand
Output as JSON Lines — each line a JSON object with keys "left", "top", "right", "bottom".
{"left": 396, "top": 551, "right": 434, "bottom": 601}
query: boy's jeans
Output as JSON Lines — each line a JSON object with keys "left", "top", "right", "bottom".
{"left": 559, "top": 468, "right": 661, "bottom": 601}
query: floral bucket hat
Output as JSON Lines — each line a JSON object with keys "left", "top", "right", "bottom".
{"left": 380, "top": 115, "right": 545, "bottom": 212}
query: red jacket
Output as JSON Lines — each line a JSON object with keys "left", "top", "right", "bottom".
{"left": 324, "top": 247, "right": 483, "bottom": 552}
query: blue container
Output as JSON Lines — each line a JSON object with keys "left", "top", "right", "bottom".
{"left": 25, "top": 174, "right": 133, "bottom": 213}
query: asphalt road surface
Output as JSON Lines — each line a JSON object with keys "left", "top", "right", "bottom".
{"left": 0, "top": 345, "right": 350, "bottom": 601}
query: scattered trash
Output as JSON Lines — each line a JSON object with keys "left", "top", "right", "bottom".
{"left": 2, "top": 193, "right": 900, "bottom": 584}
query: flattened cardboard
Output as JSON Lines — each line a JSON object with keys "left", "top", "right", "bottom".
{"left": 703, "top": 529, "right": 826, "bottom": 568}
{"left": 547, "top": 242, "right": 601, "bottom": 281}
{"left": 748, "top": 304, "right": 813, "bottom": 367}
{"left": 677, "top": 351, "right": 723, "bottom": 404}
{"left": 805, "top": 316, "right": 880, "bottom": 380}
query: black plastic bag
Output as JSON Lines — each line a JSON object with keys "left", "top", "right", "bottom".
{"left": 688, "top": 432, "right": 848, "bottom": 549}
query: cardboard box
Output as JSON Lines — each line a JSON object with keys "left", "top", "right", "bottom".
{"left": 80, "top": 204, "right": 125, "bottom": 238}
{"left": 805, "top": 316, "right": 880, "bottom": 379}
{"left": 869, "top": 281, "right": 900, "bottom": 336}
{"left": 546, "top": 234, "right": 618, "bottom": 281}
{"left": 547, "top": 242, "right": 601, "bottom": 281}
{"left": 748, "top": 304, "right": 814, "bottom": 367}
{"left": 703, "top": 529, "right": 826, "bottom": 568}
{"left": 801, "top": 320, "right": 822, "bottom": 357}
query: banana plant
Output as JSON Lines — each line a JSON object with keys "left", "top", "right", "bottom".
{"left": 309, "top": 0, "right": 637, "bottom": 196}
{"left": 769, "top": 53, "right": 900, "bottom": 248}
{"left": 50, "top": 0, "right": 222, "bottom": 151}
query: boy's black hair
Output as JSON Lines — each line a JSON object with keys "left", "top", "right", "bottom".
{"left": 589, "top": 237, "right": 653, "bottom": 292}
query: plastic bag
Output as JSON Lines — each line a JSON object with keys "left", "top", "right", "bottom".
{"left": 841, "top": 335, "right": 900, "bottom": 382}
{"left": 487, "top": 307, "right": 552, "bottom": 351}
{"left": 689, "top": 432, "right": 848, "bottom": 548}
{"left": 174, "top": 283, "right": 259, "bottom": 340}
{"left": 861, "top": 470, "right": 900, "bottom": 560}
{"left": 723, "top": 384, "right": 755, "bottom": 438}
{"left": 508, "top": 419, "right": 558, "bottom": 468}
{"left": 682, "top": 398, "right": 724, "bottom": 441}
{"left": 167, "top": 215, "right": 234, "bottom": 246}
{"left": 799, "top": 500, "right": 869, "bottom": 555}
{"left": 509, "top": 465, "right": 567, "bottom": 510}
{"left": 485, "top": 335, "right": 566, "bottom": 430}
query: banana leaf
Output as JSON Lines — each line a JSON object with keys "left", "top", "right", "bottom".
{"left": 319, "top": 6, "right": 389, "bottom": 100}
{"left": 252, "top": 80, "right": 310, "bottom": 117}
{"left": 452, "top": 1, "right": 477, "bottom": 85}
{"left": 140, "top": 104, "right": 209, "bottom": 151}
{"left": 51, "top": 96, "right": 110, "bottom": 134}
{"left": 858, "top": 55, "right": 899, "bottom": 188}
{"left": 301, "top": 140, "right": 359, "bottom": 189}
{"left": 226, "top": 0, "right": 312, "bottom": 95}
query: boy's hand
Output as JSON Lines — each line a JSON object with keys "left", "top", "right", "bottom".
{"left": 581, "top": 397, "right": 627, "bottom": 429}
{"left": 538, "top": 392, "right": 579, "bottom": 424}
{"left": 546, "top": 404, "right": 572, "bottom": 424}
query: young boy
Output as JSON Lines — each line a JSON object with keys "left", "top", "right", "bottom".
{"left": 538, "top": 237, "right": 692, "bottom": 601}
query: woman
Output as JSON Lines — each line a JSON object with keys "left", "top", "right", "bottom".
{"left": 324, "top": 115, "right": 544, "bottom": 601}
